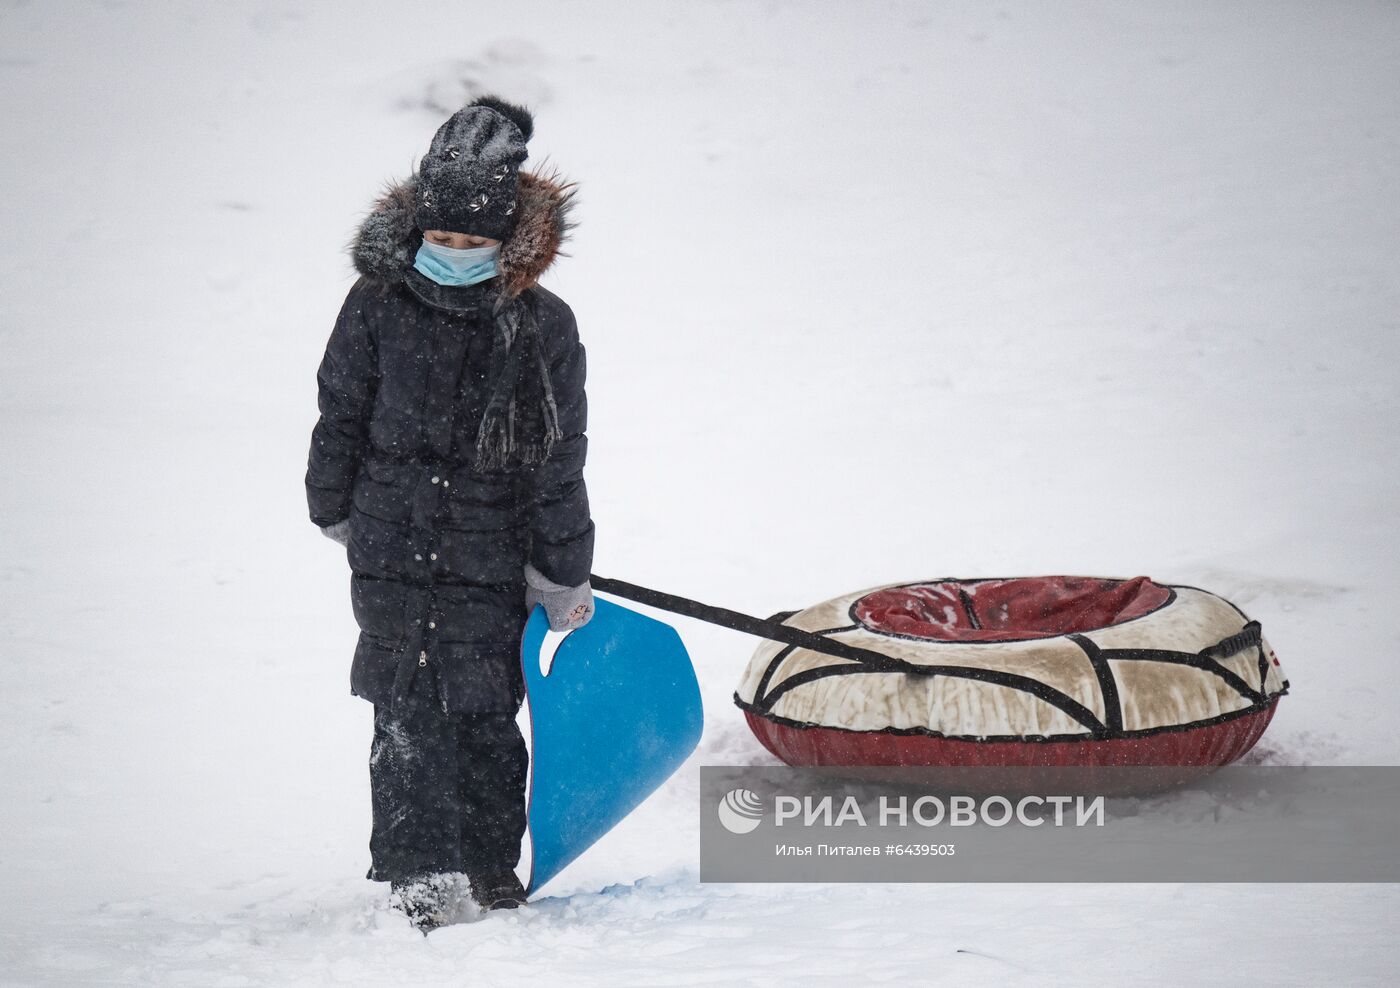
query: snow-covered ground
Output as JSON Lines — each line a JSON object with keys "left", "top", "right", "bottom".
{"left": 3, "top": 1, "right": 1398, "bottom": 984}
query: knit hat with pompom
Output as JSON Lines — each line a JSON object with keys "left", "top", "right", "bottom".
{"left": 414, "top": 94, "right": 533, "bottom": 240}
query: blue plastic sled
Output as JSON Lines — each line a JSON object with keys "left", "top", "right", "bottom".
{"left": 521, "top": 594, "right": 704, "bottom": 895}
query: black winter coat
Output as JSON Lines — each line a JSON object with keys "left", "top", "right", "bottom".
{"left": 306, "top": 168, "right": 594, "bottom": 715}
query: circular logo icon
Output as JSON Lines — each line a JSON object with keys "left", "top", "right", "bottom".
{"left": 717, "top": 788, "right": 764, "bottom": 835}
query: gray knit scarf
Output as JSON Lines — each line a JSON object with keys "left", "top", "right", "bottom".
{"left": 474, "top": 295, "right": 564, "bottom": 472}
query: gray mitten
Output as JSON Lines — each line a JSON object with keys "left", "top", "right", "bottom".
{"left": 524, "top": 561, "right": 594, "bottom": 632}
{"left": 320, "top": 518, "right": 350, "bottom": 547}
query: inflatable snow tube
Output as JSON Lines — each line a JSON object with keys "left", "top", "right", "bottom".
{"left": 735, "top": 577, "right": 1287, "bottom": 781}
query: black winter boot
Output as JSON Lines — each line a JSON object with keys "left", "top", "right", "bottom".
{"left": 468, "top": 870, "right": 527, "bottom": 910}
{"left": 390, "top": 873, "right": 455, "bottom": 933}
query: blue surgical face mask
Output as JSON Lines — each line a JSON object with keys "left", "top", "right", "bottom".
{"left": 413, "top": 238, "right": 501, "bottom": 287}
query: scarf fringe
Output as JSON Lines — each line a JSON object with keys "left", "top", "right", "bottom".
{"left": 472, "top": 297, "right": 565, "bottom": 473}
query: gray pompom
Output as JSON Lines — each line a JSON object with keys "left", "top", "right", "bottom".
{"left": 468, "top": 93, "right": 534, "bottom": 142}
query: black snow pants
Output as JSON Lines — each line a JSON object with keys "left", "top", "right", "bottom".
{"left": 366, "top": 666, "right": 528, "bottom": 883}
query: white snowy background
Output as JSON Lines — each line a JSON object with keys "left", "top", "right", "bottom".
{"left": 3, "top": 0, "right": 1398, "bottom": 984}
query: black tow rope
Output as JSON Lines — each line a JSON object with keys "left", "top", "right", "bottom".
{"left": 589, "top": 573, "right": 925, "bottom": 675}
{"left": 589, "top": 575, "right": 1265, "bottom": 679}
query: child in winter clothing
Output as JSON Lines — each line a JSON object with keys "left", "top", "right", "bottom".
{"left": 305, "top": 95, "right": 595, "bottom": 929}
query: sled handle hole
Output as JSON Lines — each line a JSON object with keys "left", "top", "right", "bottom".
{"left": 538, "top": 627, "right": 572, "bottom": 678}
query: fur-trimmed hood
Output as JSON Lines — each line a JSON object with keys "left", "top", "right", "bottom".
{"left": 348, "top": 164, "right": 578, "bottom": 304}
